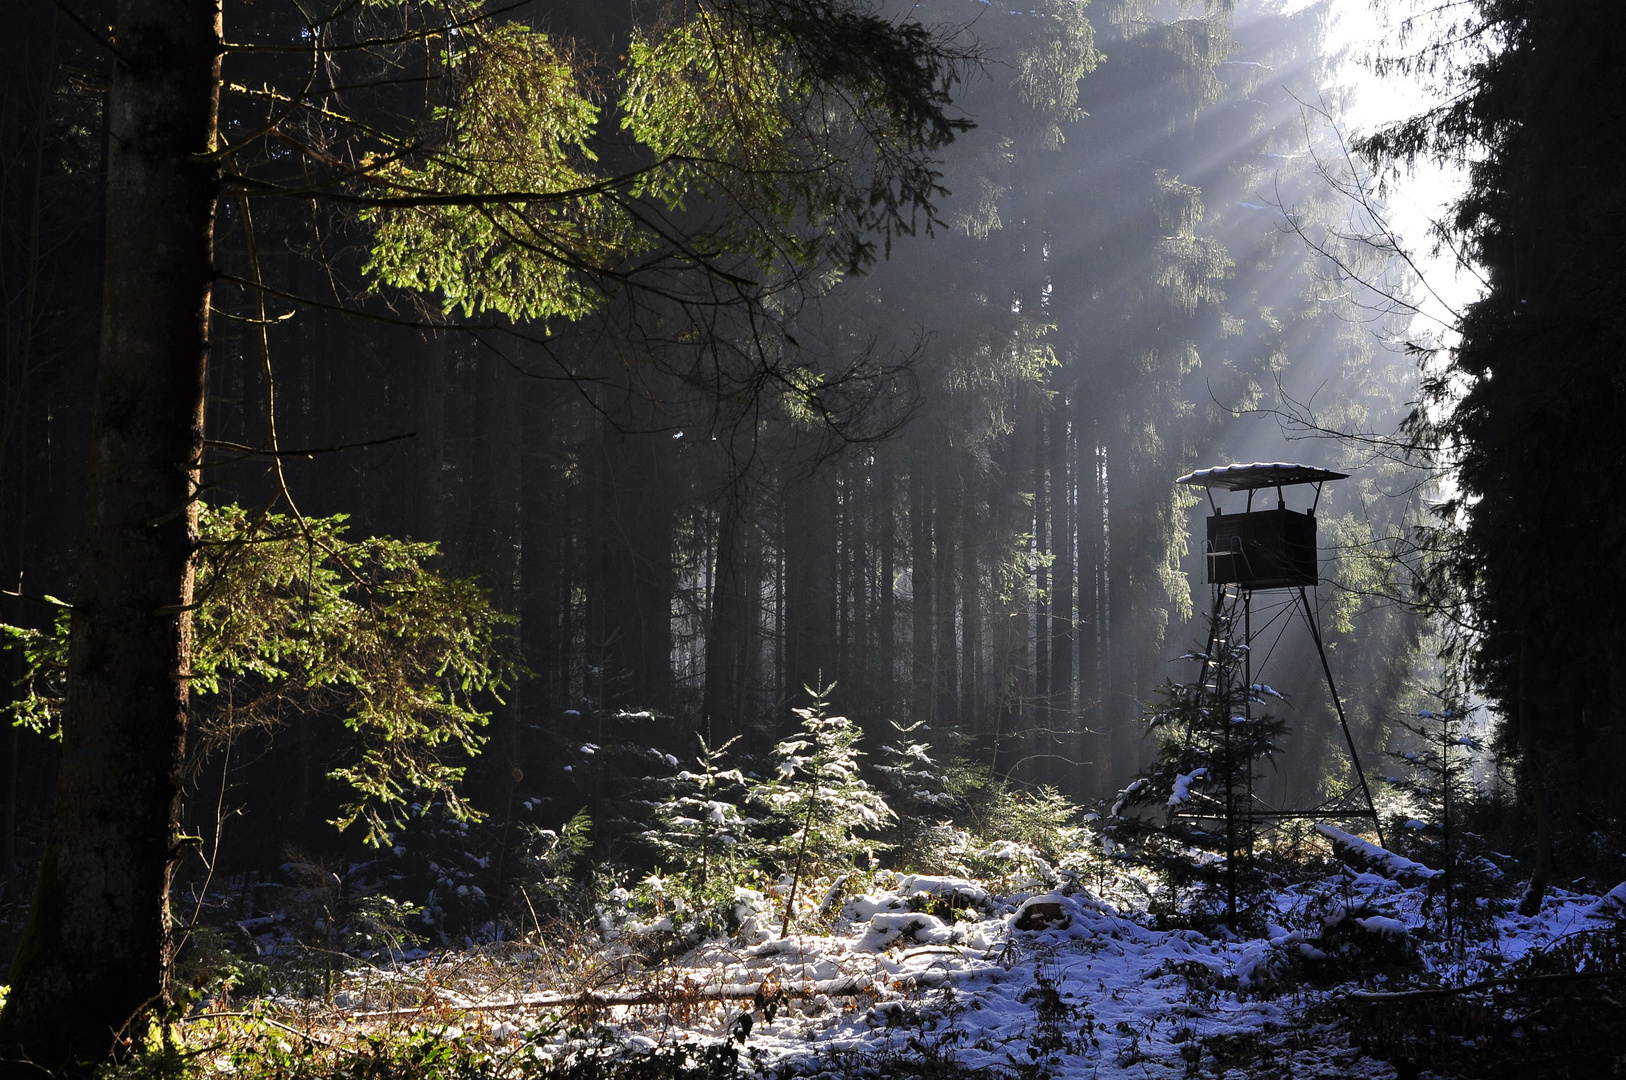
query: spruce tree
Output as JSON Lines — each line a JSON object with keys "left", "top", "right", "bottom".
{"left": 754, "top": 685, "right": 893, "bottom": 936}
{"left": 1361, "top": 0, "right": 1626, "bottom": 904}
{"left": 642, "top": 736, "right": 754, "bottom": 907}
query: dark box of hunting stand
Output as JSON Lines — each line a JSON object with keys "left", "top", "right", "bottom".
{"left": 1205, "top": 508, "right": 1318, "bottom": 589}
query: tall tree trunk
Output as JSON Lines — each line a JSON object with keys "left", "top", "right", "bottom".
{"left": 0, "top": 0, "right": 221, "bottom": 1070}
{"left": 844, "top": 459, "right": 869, "bottom": 705}
{"left": 835, "top": 463, "right": 853, "bottom": 691}
{"left": 783, "top": 466, "right": 838, "bottom": 706}
{"left": 590, "top": 424, "right": 676, "bottom": 712}
{"left": 1049, "top": 393, "right": 1074, "bottom": 751}
{"left": 1076, "top": 419, "right": 1104, "bottom": 796}
{"left": 408, "top": 329, "right": 446, "bottom": 544}
{"left": 960, "top": 508, "right": 981, "bottom": 731}
{"left": 471, "top": 351, "right": 522, "bottom": 818}
{"left": 1517, "top": 626, "right": 1554, "bottom": 915}
{"left": 908, "top": 464, "right": 933, "bottom": 722}
{"left": 1003, "top": 399, "right": 1038, "bottom": 776}
{"left": 519, "top": 388, "right": 569, "bottom": 737}
{"left": 0, "top": 9, "right": 56, "bottom": 883}
{"left": 703, "top": 490, "right": 757, "bottom": 743}
{"left": 1033, "top": 410, "right": 1050, "bottom": 714}
{"left": 1106, "top": 439, "right": 1137, "bottom": 792}
{"left": 933, "top": 480, "right": 959, "bottom": 727}
{"left": 877, "top": 464, "right": 896, "bottom": 718}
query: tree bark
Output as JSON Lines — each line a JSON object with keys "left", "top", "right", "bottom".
{"left": 960, "top": 505, "right": 980, "bottom": 731}
{"left": 1076, "top": 415, "right": 1103, "bottom": 796}
{"left": 839, "top": 459, "right": 862, "bottom": 700}
{"left": 590, "top": 425, "right": 675, "bottom": 713}
{"left": 471, "top": 350, "right": 522, "bottom": 818}
{"left": 1033, "top": 409, "right": 1050, "bottom": 712}
{"left": 1105, "top": 436, "right": 1136, "bottom": 792}
{"left": 1049, "top": 393, "right": 1074, "bottom": 739}
{"left": 994, "top": 396, "right": 1036, "bottom": 776}
{"left": 0, "top": 0, "right": 220, "bottom": 1071}
{"left": 0, "top": 7, "right": 57, "bottom": 884}
{"left": 1517, "top": 627, "right": 1554, "bottom": 915}
{"left": 932, "top": 477, "right": 959, "bottom": 727}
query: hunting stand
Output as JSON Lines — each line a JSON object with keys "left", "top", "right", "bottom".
{"left": 1174, "top": 462, "right": 1385, "bottom": 921}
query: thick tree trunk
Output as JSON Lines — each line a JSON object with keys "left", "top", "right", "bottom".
{"left": 590, "top": 425, "right": 675, "bottom": 712}
{"left": 0, "top": 9, "right": 56, "bottom": 883}
{"left": 1517, "top": 627, "right": 1554, "bottom": 915}
{"left": 471, "top": 351, "right": 522, "bottom": 818}
{"left": 0, "top": 0, "right": 220, "bottom": 1071}
{"left": 703, "top": 490, "right": 757, "bottom": 742}
{"left": 519, "top": 388, "right": 570, "bottom": 737}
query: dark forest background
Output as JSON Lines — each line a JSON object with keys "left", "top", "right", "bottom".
{"left": 0, "top": 0, "right": 1431, "bottom": 897}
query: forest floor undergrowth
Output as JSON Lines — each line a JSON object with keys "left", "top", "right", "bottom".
{"left": 156, "top": 846, "right": 1626, "bottom": 1080}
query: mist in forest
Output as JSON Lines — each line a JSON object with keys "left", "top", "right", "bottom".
{"left": 0, "top": 0, "right": 1426, "bottom": 872}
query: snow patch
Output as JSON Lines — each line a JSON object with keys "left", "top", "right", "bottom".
{"left": 1353, "top": 915, "right": 1410, "bottom": 936}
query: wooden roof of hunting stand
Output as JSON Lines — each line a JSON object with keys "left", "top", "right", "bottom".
{"left": 1176, "top": 462, "right": 1348, "bottom": 492}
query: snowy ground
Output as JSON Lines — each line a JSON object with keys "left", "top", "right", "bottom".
{"left": 232, "top": 848, "right": 1626, "bottom": 1079}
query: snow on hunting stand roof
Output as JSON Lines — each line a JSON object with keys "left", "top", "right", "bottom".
{"left": 1175, "top": 462, "right": 1348, "bottom": 491}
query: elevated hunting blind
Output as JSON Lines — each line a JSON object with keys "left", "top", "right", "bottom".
{"left": 1176, "top": 462, "right": 1347, "bottom": 590}
{"left": 1168, "top": 461, "right": 1382, "bottom": 926}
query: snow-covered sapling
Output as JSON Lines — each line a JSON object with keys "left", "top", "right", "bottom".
{"left": 642, "top": 735, "right": 754, "bottom": 906}
{"left": 872, "top": 719, "right": 962, "bottom": 864}
{"left": 753, "top": 684, "right": 894, "bottom": 937}
{"left": 511, "top": 808, "right": 594, "bottom": 922}
{"left": 872, "top": 720, "right": 956, "bottom": 817}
